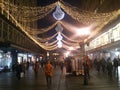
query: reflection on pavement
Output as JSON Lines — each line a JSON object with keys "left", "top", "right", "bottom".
{"left": 118, "top": 66, "right": 120, "bottom": 85}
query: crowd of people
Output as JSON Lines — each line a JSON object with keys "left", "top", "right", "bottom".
{"left": 59, "top": 56, "right": 120, "bottom": 80}
{"left": 11, "top": 56, "right": 120, "bottom": 86}
{"left": 12, "top": 61, "right": 30, "bottom": 80}
{"left": 93, "top": 57, "right": 120, "bottom": 78}
{"left": 11, "top": 60, "right": 54, "bottom": 86}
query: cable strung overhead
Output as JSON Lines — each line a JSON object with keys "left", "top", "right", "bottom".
{"left": 2, "top": 0, "right": 117, "bottom": 24}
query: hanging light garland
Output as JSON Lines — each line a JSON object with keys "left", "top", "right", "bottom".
{"left": 2, "top": 0, "right": 119, "bottom": 24}
{"left": 2, "top": 0, "right": 57, "bottom": 22}
{"left": 44, "top": 40, "right": 58, "bottom": 46}
{"left": 61, "top": 33, "right": 83, "bottom": 43}
{"left": 62, "top": 43, "right": 76, "bottom": 50}
{"left": 59, "top": 1, "right": 118, "bottom": 25}
{"left": 26, "top": 21, "right": 59, "bottom": 35}
{"left": 40, "top": 44, "right": 58, "bottom": 50}
{"left": 62, "top": 40, "right": 79, "bottom": 46}
{"left": 1, "top": 0, "right": 120, "bottom": 51}
{"left": 53, "top": 3, "right": 65, "bottom": 48}
{"left": 0, "top": 6, "right": 57, "bottom": 51}
{"left": 33, "top": 33, "right": 58, "bottom": 42}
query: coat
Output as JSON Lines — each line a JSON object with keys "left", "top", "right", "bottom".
{"left": 44, "top": 63, "right": 53, "bottom": 77}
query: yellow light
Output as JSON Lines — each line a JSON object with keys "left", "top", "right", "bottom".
{"left": 69, "top": 47, "right": 74, "bottom": 50}
{"left": 64, "top": 51, "right": 70, "bottom": 57}
{"left": 76, "top": 27, "right": 90, "bottom": 36}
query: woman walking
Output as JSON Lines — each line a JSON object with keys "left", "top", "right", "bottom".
{"left": 44, "top": 60, "right": 53, "bottom": 86}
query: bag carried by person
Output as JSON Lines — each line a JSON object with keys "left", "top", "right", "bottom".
{"left": 20, "top": 72, "right": 24, "bottom": 78}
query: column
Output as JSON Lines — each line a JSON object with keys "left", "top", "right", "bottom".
{"left": 11, "top": 50, "right": 18, "bottom": 65}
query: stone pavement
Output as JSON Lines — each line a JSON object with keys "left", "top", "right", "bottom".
{"left": 0, "top": 66, "right": 120, "bottom": 90}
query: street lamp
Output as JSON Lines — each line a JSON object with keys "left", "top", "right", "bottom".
{"left": 47, "top": 51, "right": 49, "bottom": 60}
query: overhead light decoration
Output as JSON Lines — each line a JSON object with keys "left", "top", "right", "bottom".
{"left": 56, "top": 23, "right": 63, "bottom": 48}
{"left": 57, "top": 40, "right": 62, "bottom": 48}
{"left": 57, "top": 32, "right": 63, "bottom": 41}
{"left": 53, "top": 3, "right": 64, "bottom": 48}
{"left": 53, "top": 5, "right": 65, "bottom": 20}
{"left": 55, "top": 23, "right": 63, "bottom": 32}
{"left": 56, "top": 32, "right": 63, "bottom": 48}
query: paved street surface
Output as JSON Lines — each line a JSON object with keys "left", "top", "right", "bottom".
{"left": 0, "top": 66, "right": 120, "bottom": 90}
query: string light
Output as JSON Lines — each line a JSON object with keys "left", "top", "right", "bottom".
{"left": 2, "top": 1, "right": 57, "bottom": 22}
{"left": 27, "top": 22, "right": 58, "bottom": 34}
{"left": 0, "top": 5, "right": 80, "bottom": 51}
{"left": 61, "top": 33, "right": 83, "bottom": 43}
{"left": 60, "top": 1, "right": 117, "bottom": 25}
{"left": 33, "top": 33, "right": 58, "bottom": 42}
{"left": 2, "top": 0, "right": 118, "bottom": 24}
{"left": 62, "top": 40, "right": 79, "bottom": 46}
{"left": 1, "top": 0, "right": 120, "bottom": 51}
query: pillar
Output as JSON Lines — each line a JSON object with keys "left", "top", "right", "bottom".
{"left": 11, "top": 50, "right": 18, "bottom": 65}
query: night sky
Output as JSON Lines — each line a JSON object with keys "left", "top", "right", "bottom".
{"left": 37, "top": 0, "right": 84, "bottom": 39}
{"left": 37, "top": 0, "right": 82, "bottom": 7}
{"left": 37, "top": 0, "right": 57, "bottom": 6}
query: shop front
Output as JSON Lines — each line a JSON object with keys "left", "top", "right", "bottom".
{"left": 0, "top": 50, "right": 12, "bottom": 72}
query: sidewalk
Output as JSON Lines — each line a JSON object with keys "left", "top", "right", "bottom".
{"left": 0, "top": 66, "right": 120, "bottom": 90}
{"left": 0, "top": 66, "right": 64, "bottom": 90}
{"left": 65, "top": 69, "right": 120, "bottom": 90}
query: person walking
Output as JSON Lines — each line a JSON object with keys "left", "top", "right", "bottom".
{"left": 15, "top": 62, "right": 23, "bottom": 80}
{"left": 106, "top": 60, "right": 113, "bottom": 79}
{"left": 44, "top": 60, "right": 53, "bottom": 86}
{"left": 83, "top": 60, "right": 89, "bottom": 85}
{"left": 101, "top": 58, "right": 106, "bottom": 73}
{"left": 113, "top": 58, "right": 118, "bottom": 75}
{"left": 33, "top": 61, "right": 40, "bottom": 76}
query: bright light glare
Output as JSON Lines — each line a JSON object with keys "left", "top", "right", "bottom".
{"left": 76, "top": 45, "right": 80, "bottom": 49}
{"left": 69, "top": 47, "right": 74, "bottom": 50}
{"left": 115, "top": 51, "right": 119, "bottom": 56}
{"left": 57, "top": 41, "right": 62, "bottom": 48}
{"left": 118, "top": 66, "right": 120, "bottom": 81}
{"left": 64, "top": 51, "right": 70, "bottom": 57}
{"left": 76, "top": 27, "right": 90, "bottom": 36}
